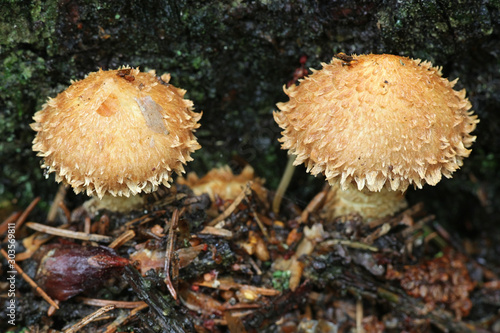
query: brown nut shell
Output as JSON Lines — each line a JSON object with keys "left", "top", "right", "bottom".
{"left": 274, "top": 54, "right": 479, "bottom": 192}
{"left": 31, "top": 67, "right": 201, "bottom": 198}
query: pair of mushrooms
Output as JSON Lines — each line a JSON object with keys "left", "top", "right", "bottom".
{"left": 32, "top": 54, "right": 478, "bottom": 220}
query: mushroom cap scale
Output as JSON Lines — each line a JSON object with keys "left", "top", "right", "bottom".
{"left": 274, "top": 54, "right": 479, "bottom": 192}
{"left": 31, "top": 67, "right": 201, "bottom": 198}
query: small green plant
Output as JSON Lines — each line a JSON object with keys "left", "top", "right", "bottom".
{"left": 272, "top": 270, "right": 291, "bottom": 291}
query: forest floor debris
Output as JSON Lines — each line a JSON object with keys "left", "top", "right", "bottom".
{"left": 0, "top": 166, "right": 498, "bottom": 332}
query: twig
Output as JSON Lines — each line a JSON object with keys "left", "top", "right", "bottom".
{"left": 249, "top": 204, "right": 269, "bottom": 239}
{"left": 356, "top": 298, "right": 364, "bottom": 333}
{"left": 401, "top": 215, "right": 435, "bottom": 238}
{"left": 108, "top": 229, "right": 136, "bottom": 249}
{"left": 223, "top": 303, "right": 262, "bottom": 310}
{"left": 432, "top": 221, "right": 465, "bottom": 252}
{"left": 47, "top": 184, "right": 67, "bottom": 223}
{"left": 362, "top": 223, "right": 391, "bottom": 245}
{"left": 195, "top": 277, "right": 280, "bottom": 296}
{"left": 208, "top": 182, "right": 252, "bottom": 226}
{"left": 17, "top": 223, "right": 74, "bottom": 261}
{"left": 0, "top": 248, "right": 59, "bottom": 309}
{"left": 4, "top": 197, "right": 40, "bottom": 241}
{"left": 16, "top": 231, "right": 53, "bottom": 261}
{"left": 78, "top": 297, "right": 147, "bottom": 309}
{"left": 300, "top": 189, "right": 327, "bottom": 223}
{"left": 154, "top": 193, "right": 187, "bottom": 208}
{"left": 17, "top": 197, "right": 41, "bottom": 230}
{"left": 130, "top": 301, "right": 149, "bottom": 315}
{"left": 124, "top": 210, "right": 167, "bottom": 227}
{"left": 103, "top": 313, "right": 128, "bottom": 333}
{"left": 199, "top": 226, "right": 233, "bottom": 238}
{"left": 64, "top": 304, "right": 115, "bottom": 333}
{"left": 0, "top": 211, "right": 21, "bottom": 235}
{"left": 84, "top": 216, "right": 92, "bottom": 235}
{"left": 26, "top": 222, "right": 113, "bottom": 243}
{"left": 320, "top": 239, "right": 379, "bottom": 252}
{"left": 97, "top": 214, "right": 110, "bottom": 235}
{"left": 247, "top": 256, "right": 263, "bottom": 275}
{"left": 164, "top": 209, "right": 179, "bottom": 300}
{"left": 59, "top": 200, "right": 72, "bottom": 224}
{"left": 104, "top": 302, "right": 149, "bottom": 333}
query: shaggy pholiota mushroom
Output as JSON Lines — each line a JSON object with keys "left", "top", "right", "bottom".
{"left": 31, "top": 67, "right": 201, "bottom": 200}
{"left": 273, "top": 53, "right": 479, "bottom": 220}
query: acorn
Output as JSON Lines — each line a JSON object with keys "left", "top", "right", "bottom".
{"left": 34, "top": 243, "right": 129, "bottom": 301}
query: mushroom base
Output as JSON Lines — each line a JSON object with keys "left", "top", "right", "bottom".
{"left": 321, "top": 183, "right": 408, "bottom": 221}
{"left": 83, "top": 194, "right": 146, "bottom": 216}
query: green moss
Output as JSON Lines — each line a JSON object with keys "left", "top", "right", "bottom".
{"left": 1, "top": 51, "right": 47, "bottom": 111}
{"left": 272, "top": 269, "right": 291, "bottom": 291}
{"left": 377, "top": 0, "right": 496, "bottom": 63}
{"left": 0, "top": 49, "right": 55, "bottom": 205}
{"left": 0, "top": 1, "right": 58, "bottom": 54}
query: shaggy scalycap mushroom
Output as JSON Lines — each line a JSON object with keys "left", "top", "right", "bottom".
{"left": 31, "top": 67, "right": 201, "bottom": 198}
{"left": 274, "top": 54, "right": 479, "bottom": 193}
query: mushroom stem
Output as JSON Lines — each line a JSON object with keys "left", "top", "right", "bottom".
{"left": 322, "top": 182, "right": 408, "bottom": 221}
{"left": 272, "top": 154, "right": 296, "bottom": 215}
{"left": 83, "top": 194, "right": 146, "bottom": 215}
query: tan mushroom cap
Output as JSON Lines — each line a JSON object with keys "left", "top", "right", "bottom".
{"left": 178, "top": 164, "right": 268, "bottom": 216}
{"left": 31, "top": 67, "right": 202, "bottom": 198}
{"left": 274, "top": 54, "right": 479, "bottom": 192}
{"left": 178, "top": 165, "right": 267, "bottom": 202}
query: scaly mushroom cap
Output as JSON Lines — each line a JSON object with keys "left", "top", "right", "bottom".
{"left": 31, "top": 67, "right": 202, "bottom": 198}
{"left": 178, "top": 164, "right": 267, "bottom": 203}
{"left": 274, "top": 54, "right": 479, "bottom": 192}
